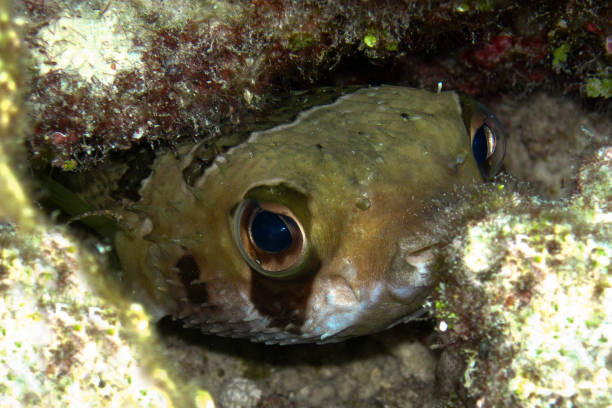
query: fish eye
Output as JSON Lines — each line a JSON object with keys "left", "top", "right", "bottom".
{"left": 233, "top": 199, "right": 308, "bottom": 278}
{"left": 472, "top": 122, "right": 496, "bottom": 164}
{"left": 460, "top": 96, "right": 507, "bottom": 180}
{"left": 468, "top": 103, "right": 507, "bottom": 179}
{"left": 251, "top": 210, "right": 294, "bottom": 253}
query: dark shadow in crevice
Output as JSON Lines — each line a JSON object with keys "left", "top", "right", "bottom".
{"left": 156, "top": 314, "right": 436, "bottom": 373}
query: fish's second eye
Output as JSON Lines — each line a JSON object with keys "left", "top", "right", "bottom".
{"left": 233, "top": 199, "right": 307, "bottom": 278}
{"left": 472, "top": 123, "right": 496, "bottom": 165}
{"left": 467, "top": 102, "right": 507, "bottom": 180}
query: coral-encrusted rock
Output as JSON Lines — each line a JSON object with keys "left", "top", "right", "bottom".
{"left": 20, "top": 0, "right": 611, "bottom": 170}
{"left": 433, "top": 147, "right": 612, "bottom": 407}
{"left": 0, "top": 222, "right": 214, "bottom": 407}
{"left": 2, "top": 4, "right": 212, "bottom": 405}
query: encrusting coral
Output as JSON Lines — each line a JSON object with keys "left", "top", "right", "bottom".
{"left": 433, "top": 147, "right": 612, "bottom": 407}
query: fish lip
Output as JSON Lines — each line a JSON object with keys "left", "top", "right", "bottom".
{"left": 404, "top": 246, "right": 436, "bottom": 267}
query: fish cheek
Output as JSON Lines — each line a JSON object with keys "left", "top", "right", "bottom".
{"left": 248, "top": 260, "right": 320, "bottom": 334}
{"left": 233, "top": 184, "right": 331, "bottom": 333}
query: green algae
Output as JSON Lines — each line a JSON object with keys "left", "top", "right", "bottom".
{"left": 363, "top": 32, "right": 377, "bottom": 48}
{"left": 288, "top": 32, "right": 318, "bottom": 52}
{"left": 585, "top": 76, "right": 612, "bottom": 99}
{"left": 552, "top": 43, "right": 571, "bottom": 72}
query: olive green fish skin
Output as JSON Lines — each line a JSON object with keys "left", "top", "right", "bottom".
{"left": 115, "top": 86, "right": 485, "bottom": 344}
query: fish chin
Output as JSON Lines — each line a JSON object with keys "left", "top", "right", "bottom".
{"left": 175, "top": 265, "right": 430, "bottom": 345}
{"left": 294, "top": 255, "right": 435, "bottom": 344}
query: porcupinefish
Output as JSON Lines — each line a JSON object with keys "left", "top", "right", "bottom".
{"left": 114, "top": 85, "right": 506, "bottom": 344}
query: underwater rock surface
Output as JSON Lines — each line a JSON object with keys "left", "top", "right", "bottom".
{"left": 0, "top": 223, "right": 212, "bottom": 407}
{"left": 18, "top": 0, "right": 611, "bottom": 170}
{"left": 433, "top": 147, "right": 612, "bottom": 407}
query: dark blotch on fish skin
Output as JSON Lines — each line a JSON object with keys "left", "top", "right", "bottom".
{"left": 249, "top": 263, "right": 319, "bottom": 334}
{"left": 175, "top": 255, "right": 208, "bottom": 304}
{"left": 111, "top": 147, "right": 156, "bottom": 202}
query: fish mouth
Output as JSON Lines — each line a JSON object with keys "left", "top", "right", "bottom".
{"left": 293, "top": 242, "right": 439, "bottom": 343}
{"left": 404, "top": 246, "right": 436, "bottom": 268}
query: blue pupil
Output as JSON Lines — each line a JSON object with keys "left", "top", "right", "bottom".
{"left": 472, "top": 125, "right": 489, "bottom": 165}
{"left": 251, "top": 211, "right": 292, "bottom": 253}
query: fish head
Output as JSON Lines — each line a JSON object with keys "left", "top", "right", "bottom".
{"left": 115, "top": 86, "right": 506, "bottom": 344}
